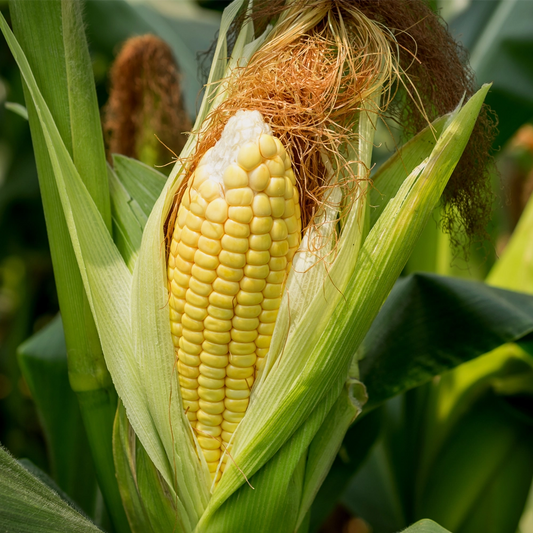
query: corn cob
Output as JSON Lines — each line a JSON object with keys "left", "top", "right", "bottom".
{"left": 167, "top": 111, "right": 301, "bottom": 480}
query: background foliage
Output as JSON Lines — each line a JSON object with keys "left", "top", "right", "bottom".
{"left": 0, "top": 1, "right": 532, "bottom": 532}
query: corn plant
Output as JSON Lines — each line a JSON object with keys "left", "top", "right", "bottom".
{"left": 2, "top": 1, "right": 532, "bottom": 532}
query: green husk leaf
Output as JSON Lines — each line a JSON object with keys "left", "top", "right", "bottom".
{"left": 113, "top": 403, "right": 154, "bottom": 533}
{"left": 0, "top": 446, "right": 102, "bottom": 533}
{"left": 202, "top": 386, "right": 341, "bottom": 533}
{"left": 295, "top": 379, "right": 367, "bottom": 530}
{"left": 112, "top": 155, "right": 166, "bottom": 219}
{"left": 136, "top": 438, "right": 181, "bottom": 533}
{"left": 131, "top": 183, "right": 210, "bottom": 530}
{"left": 262, "top": 97, "right": 380, "bottom": 383}
{"left": 200, "top": 85, "right": 490, "bottom": 523}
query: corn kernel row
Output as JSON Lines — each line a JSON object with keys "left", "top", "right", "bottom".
{"left": 168, "top": 129, "right": 301, "bottom": 479}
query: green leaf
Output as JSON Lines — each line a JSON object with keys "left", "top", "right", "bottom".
{"left": 108, "top": 156, "right": 167, "bottom": 271}
{"left": 487, "top": 187, "right": 533, "bottom": 294}
{"left": 400, "top": 520, "right": 451, "bottom": 533}
{"left": 108, "top": 164, "right": 144, "bottom": 272}
{"left": 417, "top": 396, "right": 533, "bottom": 533}
{"left": 0, "top": 446, "right": 102, "bottom": 533}
{"left": 5, "top": 101, "right": 28, "bottom": 120}
{"left": 60, "top": 0, "right": 111, "bottom": 231}
{"left": 112, "top": 155, "right": 167, "bottom": 220}
{"left": 309, "top": 408, "right": 384, "bottom": 532}
{"left": 451, "top": 0, "right": 533, "bottom": 147}
{"left": 359, "top": 273, "right": 533, "bottom": 410}
{"left": 0, "top": 10, "right": 166, "bottom": 530}
{"left": 5, "top": 2, "right": 124, "bottom": 529}
{"left": 17, "top": 459, "right": 85, "bottom": 516}
{"left": 17, "top": 315, "right": 97, "bottom": 516}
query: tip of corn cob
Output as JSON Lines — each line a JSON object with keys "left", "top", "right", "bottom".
{"left": 199, "top": 110, "right": 272, "bottom": 185}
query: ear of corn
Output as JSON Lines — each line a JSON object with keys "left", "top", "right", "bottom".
{"left": 167, "top": 111, "right": 301, "bottom": 479}
{"left": 1, "top": 0, "right": 491, "bottom": 530}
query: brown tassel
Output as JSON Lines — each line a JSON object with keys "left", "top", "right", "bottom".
{"left": 104, "top": 34, "right": 191, "bottom": 171}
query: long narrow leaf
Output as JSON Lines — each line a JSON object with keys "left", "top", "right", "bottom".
{"left": 0, "top": 446, "right": 102, "bottom": 533}
{"left": 0, "top": 12, "right": 179, "bottom": 514}
{"left": 17, "top": 316, "right": 97, "bottom": 515}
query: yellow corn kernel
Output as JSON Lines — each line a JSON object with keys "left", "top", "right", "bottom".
{"left": 245, "top": 250, "right": 270, "bottom": 266}
{"left": 204, "top": 330, "right": 231, "bottom": 344}
{"left": 201, "top": 220, "right": 224, "bottom": 240}
{"left": 199, "top": 364, "right": 226, "bottom": 379}
{"left": 259, "top": 133, "right": 277, "bottom": 158}
{"left": 270, "top": 197, "right": 285, "bottom": 217}
{"left": 240, "top": 277, "right": 266, "bottom": 293}
{"left": 203, "top": 449, "right": 222, "bottom": 463}
{"left": 225, "top": 219, "right": 250, "bottom": 238}
{"left": 200, "top": 352, "right": 229, "bottom": 368}
{"left": 232, "top": 316, "right": 260, "bottom": 331}
{"left": 197, "top": 411, "right": 223, "bottom": 426}
{"left": 237, "top": 291, "right": 263, "bottom": 306}
{"left": 198, "top": 436, "right": 221, "bottom": 450}
{"left": 250, "top": 216, "right": 273, "bottom": 235}
{"left": 198, "top": 386, "right": 225, "bottom": 402}
{"left": 205, "top": 198, "right": 228, "bottom": 223}
{"left": 196, "top": 422, "right": 222, "bottom": 437}
{"left": 237, "top": 141, "right": 262, "bottom": 170}
{"left": 204, "top": 315, "right": 232, "bottom": 332}
{"left": 231, "top": 328, "right": 258, "bottom": 342}
{"left": 223, "top": 164, "right": 248, "bottom": 189}
{"left": 249, "top": 164, "right": 270, "bottom": 192}
{"left": 226, "top": 188, "right": 254, "bottom": 206}
{"left": 207, "top": 305, "right": 233, "bottom": 320}
{"left": 199, "top": 399, "right": 225, "bottom": 415}
{"left": 182, "top": 329, "right": 204, "bottom": 344}
{"left": 265, "top": 177, "right": 286, "bottom": 197}
{"left": 219, "top": 250, "right": 246, "bottom": 268}
{"left": 199, "top": 180, "right": 221, "bottom": 202}
{"left": 221, "top": 235, "right": 249, "bottom": 254}
{"left": 194, "top": 250, "right": 219, "bottom": 270}
{"left": 228, "top": 206, "right": 253, "bottom": 224}
{"left": 225, "top": 388, "right": 250, "bottom": 400}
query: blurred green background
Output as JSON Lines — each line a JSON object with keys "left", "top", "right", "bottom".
{"left": 1, "top": 1, "right": 533, "bottom": 532}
